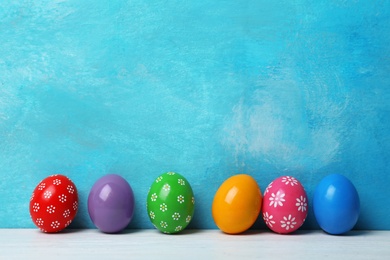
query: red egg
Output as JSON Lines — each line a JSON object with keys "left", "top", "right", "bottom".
{"left": 29, "top": 174, "right": 78, "bottom": 233}
{"left": 262, "top": 176, "right": 307, "bottom": 234}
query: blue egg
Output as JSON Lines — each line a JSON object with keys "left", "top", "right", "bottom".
{"left": 313, "top": 174, "right": 360, "bottom": 235}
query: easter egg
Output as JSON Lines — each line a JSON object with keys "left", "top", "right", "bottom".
{"left": 262, "top": 176, "right": 307, "bottom": 234}
{"left": 212, "top": 174, "right": 262, "bottom": 234}
{"left": 146, "top": 172, "right": 195, "bottom": 234}
{"left": 313, "top": 174, "right": 360, "bottom": 235}
{"left": 88, "top": 174, "right": 135, "bottom": 233}
{"left": 29, "top": 174, "right": 78, "bottom": 233}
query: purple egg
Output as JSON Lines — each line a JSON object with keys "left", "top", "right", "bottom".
{"left": 88, "top": 174, "right": 135, "bottom": 233}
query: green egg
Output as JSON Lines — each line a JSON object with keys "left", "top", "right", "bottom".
{"left": 146, "top": 172, "right": 195, "bottom": 234}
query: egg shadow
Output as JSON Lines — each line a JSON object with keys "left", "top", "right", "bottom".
{"left": 93, "top": 228, "right": 144, "bottom": 235}
{"left": 116, "top": 228, "right": 144, "bottom": 235}
{"left": 165, "top": 229, "right": 204, "bottom": 236}
{"left": 233, "top": 229, "right": 267, "bottom": 236}
{"left": 211, "top": 229, "right": 268, "bottom": 236}
{"left": 325, "top": 230, "right": 371, "bottom": 237}
{"left": 284, "top": 229, "right": 315, "bottom": 236}
{"left": 59, "top": 228, "right": 86, "bottom": 234}
{"left": 33, "top": 228, "right": 85, "bottom": 235}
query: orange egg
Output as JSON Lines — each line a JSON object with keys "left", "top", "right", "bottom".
{"left": 212, "top": 174, "right": 262, "bottom": 234}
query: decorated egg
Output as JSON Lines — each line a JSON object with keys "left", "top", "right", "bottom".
{"left": 212, "top": 174, "right": 262, "bottom": 234}
{"left": 146, "top": 172, "right": 195, "bottom": 234}
{"left": 29, "top": 174, "right": 78, "bottom": 233}
{"left": 88, "top": 174, "right": 135, "bottom": 233}
{"left": 262, "top": 176, "right": 307, "bottom": 234}
{"left": 313, "top": 174, "right": 360, "bottom": 235}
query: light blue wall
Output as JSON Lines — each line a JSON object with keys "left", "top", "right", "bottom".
{"left": 1, "top": 0, "right": 389, "bottom": 230}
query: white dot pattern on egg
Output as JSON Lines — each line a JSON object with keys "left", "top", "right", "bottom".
{"left": 29, "top": 175, "right": 78, "bottom": 233}
{"left": 146, "top": 172, "right": 195, "bottom": 234}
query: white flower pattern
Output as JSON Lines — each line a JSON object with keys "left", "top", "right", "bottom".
{"left": 177, "top": 195, "right": 184, "bottom": 204}
{"left": 263, "top": 212, "right": 275, "bottom": 227}
{"left": 47, "top": 205, "right": 56, "bottom": 214}
{"left": 63, "top": 209, "right": 70, "bottom": 218}
{"left": 178, "top": 179, "right": 185, "bottom": 186}
{"left": 151, "top": 193, "right": 158, "bottom": 201}
{"left": 36, "top": 218, "right": 44, "bottom": 226}
{"left": 58, "top": 194, "right": 67, "bottom": 203}
{"left": 67, "top": 185, "right": 75, "bottom": 194}
{"left": 73, "top": 201, "right": 78, "bottom": 211}
{"left": 53, "top": 179, "right": 61, "bottom": 185}
{"left": 296, "top": 196, "right": 307, "bottom": 212}
{"left": 264, "top": 182, "right": 273, "bottom": 195}
{"left": 32, "top": 203, "right": 40, "bottom": 212}
{"left": 163, "top": 184, "right": 170, "bottom": 192}
{"left": 38, "top": 182, "right": 46, "bottom": 190}
{"left": 160, "top": 221, "right": 168, "bottom": 229}
{"left": 43, "top": 191, "right": 52, "bottom": 199}
{"left": 282, "top": 176, "right": 298, "bottom": 186}
{"left": 175, "top": 226, "right": 182, "bottom": 232}
{"left": 280, "top": 215, "right": 297, "bottom": 231}
{"left": 51, "top": 221, "right": 60, "bottom": 229}
{"left": 160, "top": 203, "right": 168, "bottom": 212}
{"left": 269, "top": 191, "right": 285, "bottom": 208}
{"left": 172, "top": 212, "right": 180, "bottom": 220}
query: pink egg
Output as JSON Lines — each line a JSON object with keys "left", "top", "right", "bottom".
{"left": 262, "top": 176, "right": 308, "bottom": 234}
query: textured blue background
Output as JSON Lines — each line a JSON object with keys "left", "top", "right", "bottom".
{"left": 1, "top": 0, "right": 389, "bottom": 230}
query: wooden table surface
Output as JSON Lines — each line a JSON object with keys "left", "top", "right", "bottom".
{"left": 0, "top": 229, "right": 388, "bottom": 259}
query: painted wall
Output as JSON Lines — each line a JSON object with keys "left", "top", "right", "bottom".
{"left": 1, "top": 0, "right": 389, "bottom": 230}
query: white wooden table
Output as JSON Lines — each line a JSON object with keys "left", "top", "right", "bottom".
{"left": 0, "top": 229, "right": 388, "bottom": 259}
